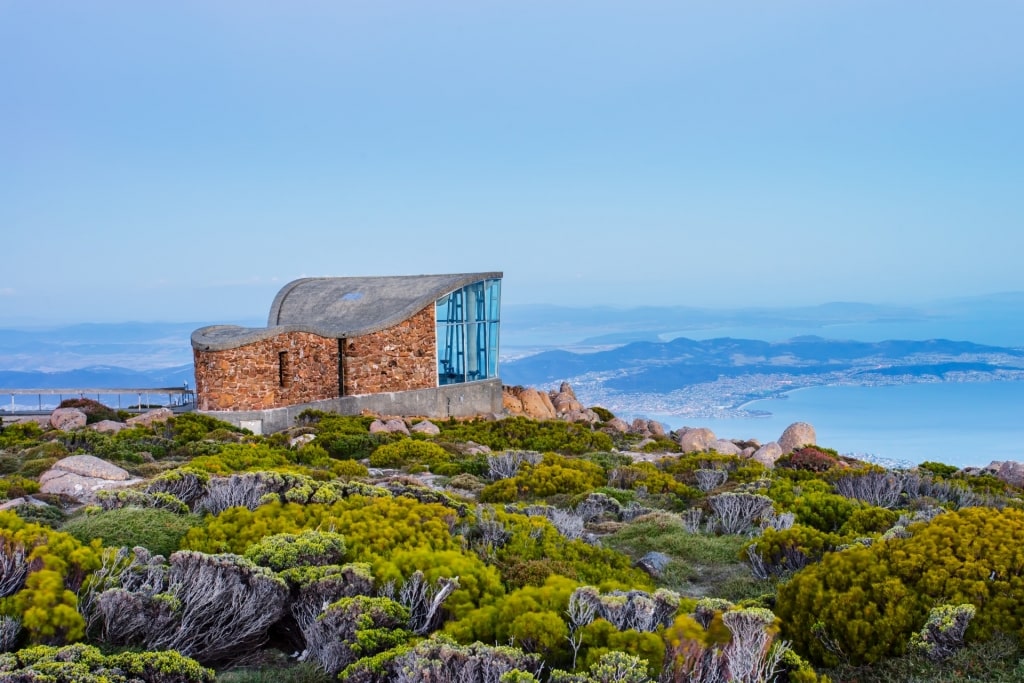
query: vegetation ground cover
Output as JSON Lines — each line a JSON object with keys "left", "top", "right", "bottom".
{"left": 0, "top": 405, "right": 1022, "bottom": 682}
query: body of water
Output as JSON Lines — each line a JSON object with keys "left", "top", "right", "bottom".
{"left": 642, "top": 381, "right": 1024, "bottom": 469}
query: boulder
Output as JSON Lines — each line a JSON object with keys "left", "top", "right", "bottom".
{"left": 550, "top": 383, "right": 584, "bottom": 415}
{"left": 502, "top": 388, "right": 525, "bottom": 414}
{"left": 126, "top": 408, "right": 174, "bottom": 428}
{"left": 50, "top": 408, "right": 87, "bottom": 431}
{"left": 678, "top": 427, "right": 716, "bottom": 453}
{"left": 563, "top": 409, "right": 600, "bottom": 424}
{"left": 779, "top": 422, "right": 816, "bottom": 454}
{"left": 751, "top": 442, "right": 784, "bottom": 468}
{"left": 636, "top": 551, "right": 672, "bottom": 579}
{"left": 369, "top": 419, "right": 410, "bottom": 436}
{"left": 411, "top": 420, "right": 441, "bottom": 435}
{"left": 289, "top": 433, "right": 316, "bottom": 449}
{"left": 647, "top": 421, "right": 667, "bottom": 438}
{"left": 605, "top": 418, "right": 630, "bottom": 433}
{"left": 518, "top": 388, "right": 557, "bottom": 420}
{"left": 39, "top": 455, "right": 143, "bottom": 503}
{"left": 89, "top": 420, "right": 127, "bottom": 434}
{"left": 711, "top": 439, "right": 742, "bottom": 456}
{"left": 630, "top": 418, "right": 651, "bottom": 436}
{"left": 995, "top": 460, "right": 1024, "bottom": 488}
{"left": 741, "top": 446, "right": 756, "bottom": 458}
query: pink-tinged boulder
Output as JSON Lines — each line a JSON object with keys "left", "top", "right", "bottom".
{"left": 370, "top": 418, "right": 410, "bottom": 436}
{"left": 711, "top": 439, "right": 742, "bottom": 456}
{"left": 630, "top": 418, "right": 651, "bottom": 436}
{"left": 89, "top": 420, "right": 127, "bottom": 434}
{"left": 605, "top": 418, "right": 630, "bottom": 433}
{"left": 550, "top": 382, "right": 584, "bottom": 415}
{"left": 39, "top": 454, "right": 143, "bottom": 503}
{"left": 126, "top": 408, "right": 174, "bottom": 428}
{"left": 411, "top": 420, "right": 441, "bottom": 435}
{"left": 751, "top": 442, "right": 784, "bottom": 468}
{"left": 648, "top": 421, "right": 667, "bottom": 438}
{"left": 677, "top": 427, "right": 716, "bottom": 453}
{"left": 779, "top": 422, "right": 816, "bottom": 454}
{"left": 994, "top": 460, "right": 1024, "bottom": 488}
{"left": 50, "top": 408, "right": 87, "bottom": 431}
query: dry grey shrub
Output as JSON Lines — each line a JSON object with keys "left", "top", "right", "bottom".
{"left": 81, "top": 546, "right": 287, "bottom": 665}
{"left": 721, "top": 608, "right": 787, "bottom": 683}
{"left": 487, "top": 450, "right": 542, "bottom": 481}
{"left": 681, "top": 508, "right": 704, "bottom": 534}
{"left": 758, "top": 511, "right": 796, "bottom": 532}
{"left": 290, "top": 563, "right": 377, "bottom": 662}
{"left": 694, "top": 469, "right": 729, "bottom": 493}
{"left": 196, "top": 471, "right": 302, "bottom": 514}
{"left": 520, "top": 505, "right": 585, "bottom": 541}
{"left": 662, "top": 601, "right": 787, "bottom": 683}
{"left": 0, "top": 537, "right": 29, "bottom": 599}
{"left": 95, "top": 488, "right": 189, "bottom": 514}
{"left": 707, "top": 493, "right": 774, "bottom": 535}
{"left": 0, "top": 615, "right": 20, "bottom": 653}
{"left": 304, "top": 595, "right": 409, "bottom": 675}
{"left": 457, "top": 506, "right": 512, "bottom": 560}
{"left": 569, "top": 586, "right": 680, "bottom": 633}
{"left": 391, "top": 636, "right": 544, "bottom": 683}
{"left": 621, "top": 502, "right": 654, "bottom": 523}
{"left": 833, "top": 470, "right": 904, "bottom": 509}
{"left": 380, "top": 570, "right": 460, "bottom": 635}
{"left": 145, "top": 468, "right": 209, "bottom": 509}
{"left": 902, "top": 473, "right": 1002, "bottom": 510}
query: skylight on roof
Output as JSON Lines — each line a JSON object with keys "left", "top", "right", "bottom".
{"left": 342, "top": 292, "right": 363, "bottom": 301}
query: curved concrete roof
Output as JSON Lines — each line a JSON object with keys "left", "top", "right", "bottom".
{"left": 192, "top": 272, "right": 501, "bottom": 351}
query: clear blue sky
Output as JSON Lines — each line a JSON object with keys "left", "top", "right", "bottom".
{"left": 3, "top": 1, "right": 1023, "bottom": 324}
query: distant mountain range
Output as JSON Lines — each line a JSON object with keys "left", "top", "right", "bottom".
{"left": 500, "top": 335, "right": 1024, "bottom": 417}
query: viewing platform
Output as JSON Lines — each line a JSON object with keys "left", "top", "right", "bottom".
{"left": 0, "top": 386, "right": 195, "bottom": 418}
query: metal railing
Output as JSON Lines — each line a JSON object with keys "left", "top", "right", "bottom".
{"left": 1, "top": 387, "right": 195, "bottom": 414}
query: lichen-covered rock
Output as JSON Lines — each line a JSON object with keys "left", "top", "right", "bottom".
{"left": 779, "top": 422, "right": 816, "bottom": 454}
{"left": 369, "top": 418, "right": 410, "bottom": 435}
{"left": 411, "top": 419, "right": 441, "bottom": 435}
{"left": 711, "top": 439, "right": 742, "bottom": 456}
{"left": 39, "top": 455, "right": 143, "bottom": 502}
{"left": 50, "top": 407, "right": 87, "bottom": 431}
{"left": 89, "top": 419, "right": 127, "bottom": 434}
{"left": 605, "top": 417, "right": 630, "bottom": 433}
{"left": 289, "top": 433, "right": 316, "bottom": 448}
{"left": 636, "top": 551, "right": 672, "bottom": 579}
{"left": 126, "top": 407, "right": 174, "bottom": 428}
{"left": 678, "top": 427, "right": 716, "bottom": 453}
{"left": 751, "top": 442, "right": 784, "bottom": 468}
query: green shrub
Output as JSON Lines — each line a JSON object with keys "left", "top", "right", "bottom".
{"left": 0, "top": 511, "right": 102, "bottom": 644}
{"left": 0, "top": 475, "right": 41, "bottom": 500}
{"left": 438, "top": 417, "right": 614, "bottom": 455}
{"left": 369, "top": 439, "right": 452, "bottom": 469}
{"left": 0, "top": 643, "right": 215, "bottom": 682}
{"left": 776, "top": 507, "right": 1024, "bottom": 666}
{"left": 0, "top": 422, "right": 44, "bottom": 450}
{"left": 18, "top": 457, "right": 59, "bottom": 478}
{"left": 61, "top": 507, "right": 199, "bottom": 557}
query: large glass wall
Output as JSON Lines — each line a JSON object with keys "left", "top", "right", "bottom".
{"left": 436, "top": 278, "right": 501, "bottom": 385}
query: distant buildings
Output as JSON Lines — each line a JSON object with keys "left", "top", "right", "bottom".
{"left": 191, "top": 273, "right": 502, "bottom": 433}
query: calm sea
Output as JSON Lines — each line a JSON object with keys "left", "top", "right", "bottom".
{"left": 641, "top": 381, "right": 1024, "bottom": 469}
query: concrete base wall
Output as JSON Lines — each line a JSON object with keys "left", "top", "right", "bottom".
{"left": 195, "top": 379, "right": 504, "bottom": 434}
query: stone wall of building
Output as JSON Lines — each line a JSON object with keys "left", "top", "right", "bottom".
{"left": 342, "top": 305, "right": 437, "bottom": 395}
{"left": 194, "top": 331, "right": 340, "bottom": 411}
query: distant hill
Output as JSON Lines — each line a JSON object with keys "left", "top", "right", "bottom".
{"left": 501, "top": 336, "right": 1024, "bottom": 397}
{"left": 0, "top": 364, "right": 194, "bottom": 390}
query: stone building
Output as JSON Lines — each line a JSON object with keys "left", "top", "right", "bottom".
{"left": 191, "top": 273, "right": 502, "bottom": 433}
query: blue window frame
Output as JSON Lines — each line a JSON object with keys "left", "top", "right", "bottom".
{"left": 437, "top": 278, "right": 501, "bottom": 385}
